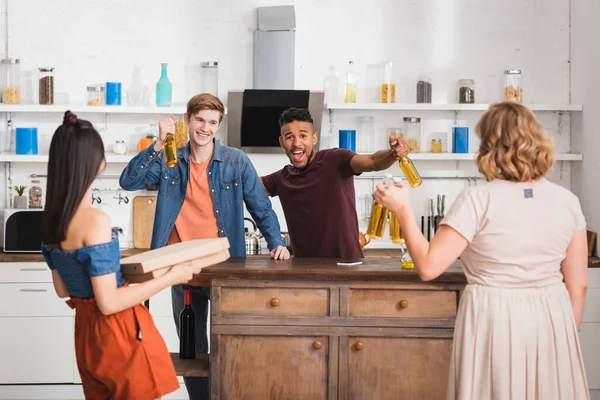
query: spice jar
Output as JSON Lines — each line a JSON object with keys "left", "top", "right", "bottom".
{"left": 431, "top": 138, "right": 442, "bottom": 153}
{"left": 416, "top": 76, "right": 432, "bottom": 103}
{"left": 403, "top": 117, "right": 421, "bottom": 153}
{"left": 29, "top": 180, "right": 43, "bottom": 209}
{"left": 2, "top": 58, "right": 20, "bottom": 104}
{"left": 38, "top": 68, "right": 54, "bottom": 105}
{"left": 380, "top": 61, "right": 395, "bottom": 103}
{"left": 504, "top": 70, "right": 522, "bottom": 103}
{"left": 201, "top": 62, "right": 218, "bottom": 96}
{"left": 458, "top": 79, "right": 475, "bottom": 104}
{"left": 87, "top": 85, "right": 105, "bottom": 106}
{"left": 113, "top": 140, "right": 127, "bottom": 154}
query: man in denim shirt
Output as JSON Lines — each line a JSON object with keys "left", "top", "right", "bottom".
{"left": 120, "top": 93, "right": 289, "bottom": 399}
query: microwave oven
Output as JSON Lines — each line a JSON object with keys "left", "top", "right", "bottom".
{"left": 3, "top": 209, "right": 43, "bottom": 253}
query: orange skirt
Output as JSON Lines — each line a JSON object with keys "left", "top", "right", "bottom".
{"left": 67, "top": 296, "right": 179, "bottom": 400}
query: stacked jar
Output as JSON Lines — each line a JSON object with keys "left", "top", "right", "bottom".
{"left": 380, "top": 61, "right": 395, "bottom": 103}
{"left": 403, "top": 117, "right": 421, "bottom": 153}
{"left": 201, "top": 62, "right": 218, "bottom": 96}
{"left": 39, "top": 68, "right": 54, "bottom": 105}
{"left": 458, "top": 79, "right": 475, "bottom": 104}
{"left": 2, "top": 58, "right": 20, "bottom": 104}
{"left": 416, "top": 76, "right": 432, "bottom": 103}
{"left": 87, "top": 85, "right": 105, "bottom": 106}
{"left": 504, "top": 70, "right": 522, "bottom": 103}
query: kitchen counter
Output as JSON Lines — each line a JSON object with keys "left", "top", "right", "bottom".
{"left": 2, "top": 247, "right": 599, "bottom": 267}
{"left": 195, "top": 256, "right": 464, "bottom": 399}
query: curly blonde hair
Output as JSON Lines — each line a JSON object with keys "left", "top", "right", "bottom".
{"left": 475, "top": 102, "right": 555, "bottom": 182}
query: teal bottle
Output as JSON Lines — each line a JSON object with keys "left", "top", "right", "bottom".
{"left": 156, "top": 63, "right": 172, "bottom": 107}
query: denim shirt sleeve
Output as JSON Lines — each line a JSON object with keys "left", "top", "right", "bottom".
{"left": 119, "top": 141, "right": 163, "bottom": 191}
{"left": 241, "top": 157, "right": 285, "bottom": 250}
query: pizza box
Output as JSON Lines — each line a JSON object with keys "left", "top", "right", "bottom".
{"left": 120, "top": 237, "right": 230, "bottom": 275}
{"left": 122, "top": 248, "right": 230, "bottom": 284}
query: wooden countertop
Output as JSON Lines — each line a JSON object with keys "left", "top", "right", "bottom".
{"left": 196, "top": 257, "right": 468, "bottom": 284}
{"left": 1, "top": 247, "right": 599, "bottom": 269}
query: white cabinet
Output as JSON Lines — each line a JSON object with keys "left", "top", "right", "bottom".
{"left": 0, "top": 317, "right": 74, "bottom": 384}
{"left": 581, "top": 269, "right": 600, "bottom": 391}
{"left": 0, "top": 262, "right": 76, "bottom": 385}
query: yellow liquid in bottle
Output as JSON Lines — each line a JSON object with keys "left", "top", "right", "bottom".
{"left": 389, "top": 211, "right": 403, "bottom": 243}
{"left": 366, "top": 200, "right": 388, "bottom": 239}
{"left": 399, "top": 157, "right": 422, "bottom": 188}
{"left": 401, "top": 260, "right": 415, "bottom": 269}
{"left": 344, "top": 83, "right": 356, "bottom": 103}
{"left": 164, "top": 133, "right": 178, "bottom": 168}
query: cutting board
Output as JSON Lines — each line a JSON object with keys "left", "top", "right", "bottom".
{"left": 133, "top": 196, "right": 157, "bottom": 249}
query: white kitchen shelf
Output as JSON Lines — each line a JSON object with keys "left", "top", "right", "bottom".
{"left": 326, "top": 103, "right": 583, "bottom": 112}
{"left": 0, "top": 153, "right": 140, "bottom": 163}
{"left": 0, "top": 152, "right": 583, "bottom": 163}
{"left": 0, "top": 104, "right": 199, "bottom": 115}
{"left": 411, "top": 153, "right": 582, "bottom": 161}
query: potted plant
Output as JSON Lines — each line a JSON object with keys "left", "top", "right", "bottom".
{"left": 13, "top": 185, "right": 27, "bottom": 209}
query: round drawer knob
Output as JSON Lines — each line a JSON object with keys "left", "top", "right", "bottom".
{"left": 270, "top": 298, "right": 280, "bottom": 307}
{"left": 355, "top": 342, "right": 364, "bottom": 351}
{"left": 313, "top": 340, "right": 322, "bottom": 350}
{"left": 399, "top": 300, "right": 409, "bottom": 309}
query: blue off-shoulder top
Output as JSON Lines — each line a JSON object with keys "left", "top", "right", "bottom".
{"left": 41, "top": 228, "right": 126, "bottom": 298}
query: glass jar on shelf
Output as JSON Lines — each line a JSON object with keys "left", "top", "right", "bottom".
{"left": 403, "top": 117, "right": 421, "bottom": 153}
{"left": 87, "top": 84, "right": 105, "bottom": 106}
{"left": 29, "top": 180, "right": 43, "bottom": 209}
{"left": 357, "top": 116, "right": 374, "bottom": 153}
{"left": 504, "top": 70, "right": 522, "bottom": 103}
{"left": 458, "top": 79, "right": 475, "bottom": 104}
{"left": 388, "top": 127, "right": 403, "bottom": 141}
{"left": 431, "top": 138, "right": 442, "bottom": 153}
{"left": 416, "top": 76, "right": 432, "bottom": 103}
{"left": 2, "top": 58, "right": 20, "bottom": 104}
{"left": 380, "top": 61, "right": 395, "bottom": 103}
{"left": 38, "top": 68, "right": 54, "bottom": 105}
{"left": 201, "top": 61, "right": 218, "bottom": 96}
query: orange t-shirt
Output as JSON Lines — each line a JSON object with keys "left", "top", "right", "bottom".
{"left": 167, "top": 158, "right": 219, "bottom": 245}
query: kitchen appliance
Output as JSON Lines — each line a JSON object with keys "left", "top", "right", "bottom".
{"left": 244, "top": 218, "right": 261, "bottom": 255}
{"left": 3, "top": 209, "right": 43, "bottom": 253}
{"left": 254, "top": 6, "right": 296, "bottom": 89}
{"left": 227, "top": 89, "right": 324, "bottom": 153}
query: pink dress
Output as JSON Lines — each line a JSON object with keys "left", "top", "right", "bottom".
{"left": 441, "top": 178, "right": 589, "bottom": 400}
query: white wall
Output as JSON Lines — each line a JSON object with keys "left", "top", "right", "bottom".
{"left": 571, "top": 0, "right": 600, "bottom": 232}
{"left": 0, "top": 0, "right": 576, "bottom": 249}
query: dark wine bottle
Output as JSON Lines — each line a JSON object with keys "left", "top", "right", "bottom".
{"left": 179, "top": 289, "right": 195, "bottom": 359}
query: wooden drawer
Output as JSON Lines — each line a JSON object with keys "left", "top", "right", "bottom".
{"left": 219, "top": 287, "right": 330, "bottom": 317}
{"left": 0, "top": 263, "right": 52, "bottom": 283}
{"left": 0, "top": 283, "right": 73, "bottom": 317}
{"left": 348, "top": 289, "right": 457, "bottom": 319}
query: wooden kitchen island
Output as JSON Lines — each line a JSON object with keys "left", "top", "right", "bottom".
{"left": 192, "top": 257, "right": 468, "bottom": 400}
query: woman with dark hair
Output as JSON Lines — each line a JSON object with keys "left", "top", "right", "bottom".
{"left": 375, "top": 102, "right": 589, "bottom": 399}
{"left": 41, "top": 111, "right": 191, "bottom": 399}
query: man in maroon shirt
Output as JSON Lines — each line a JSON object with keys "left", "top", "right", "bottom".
{"left": 261, "top": 107, "right": 409, "bottom": 258}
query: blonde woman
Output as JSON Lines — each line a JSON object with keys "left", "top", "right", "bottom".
{"left": 375, "top": 102, "right": 589, "bottom": 399}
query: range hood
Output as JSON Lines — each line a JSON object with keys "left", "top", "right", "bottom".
{"left": 227, "top": 6, "right": 324, "bottom": 154}
{"left": 227, "top": 89, "right": 324, "bottom": 154}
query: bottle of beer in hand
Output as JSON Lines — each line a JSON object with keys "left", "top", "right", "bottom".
{"left": 179, "top": 290, "right": 195, "bottom": 359}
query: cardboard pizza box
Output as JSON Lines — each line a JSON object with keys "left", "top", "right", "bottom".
{"left": 120, "top": 237, "right": 230, "bottom": 275}
{"left": 123, "top": 248, "right": 230, "bottom": 284}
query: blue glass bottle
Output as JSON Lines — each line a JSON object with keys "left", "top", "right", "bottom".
{"left": 156, "top": 63, "right": 172, "bottom": 107}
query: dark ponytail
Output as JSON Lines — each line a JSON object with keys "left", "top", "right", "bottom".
{"left": 41, "top": 111, "right": 105, "bottom": 245}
